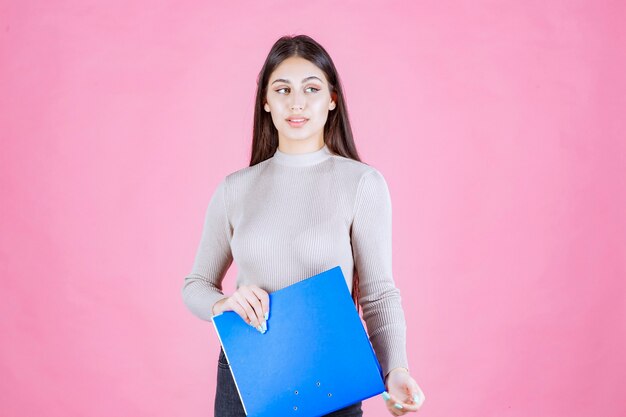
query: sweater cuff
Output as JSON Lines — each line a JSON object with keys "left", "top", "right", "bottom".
{"left": 384, "top": 366, "right": 410, "bottom": 384}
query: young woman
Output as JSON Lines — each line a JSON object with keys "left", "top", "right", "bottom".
{"left": 182, "top": 34, "right": 426, "bottom": 417}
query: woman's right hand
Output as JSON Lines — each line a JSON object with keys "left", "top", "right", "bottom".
{"left": 212, "top": 285, "right": 270, "bottom": 333}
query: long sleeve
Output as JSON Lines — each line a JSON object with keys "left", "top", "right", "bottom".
{"left": 181, "top": 177, "right": 233, "bottom": 322}
{"left": 350, "top": 169, "right": 409, "bottom": 381}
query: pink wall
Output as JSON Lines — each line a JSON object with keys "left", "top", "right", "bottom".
{"left": 1, "top": 1, "right": 625, "bottom": 416}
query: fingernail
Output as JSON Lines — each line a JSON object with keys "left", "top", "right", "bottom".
{"left": 256, "top": 325, "right": 263, "bottom": 333}
{"left": 264, "top": 311, "right": 269, "bottom": 321}
{"left": 394, "top": 403, "right": 403, "bottom": 409}
{"left": 261, "top": 321, "right": 267, "bottom": 332}
{"left": 382, "top": 391, "right": 390, "bottom": 401}
{"left": 413, "top": 393, "right": 420, "bottom": 403}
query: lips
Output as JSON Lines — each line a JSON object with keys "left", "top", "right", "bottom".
{"left": 286, "top": 117, "right": 309, "bottom": 127}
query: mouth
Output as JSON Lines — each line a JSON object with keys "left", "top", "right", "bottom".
{"left": 286, "top": 117, "right": 309, "bottom": 127}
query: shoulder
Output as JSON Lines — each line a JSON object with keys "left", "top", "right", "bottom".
{"left": 219, "top": 158, "right": 273, "bottom": 190}
{"left": 328, "top": 154, "right": 387, "bottom": 185}
{"left": 329, "top": 154, "right": 389, "bottom": 192}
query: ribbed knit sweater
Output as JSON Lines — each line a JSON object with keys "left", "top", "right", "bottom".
{"left": 181, "top": 143, "right": 409, "bottom": 379}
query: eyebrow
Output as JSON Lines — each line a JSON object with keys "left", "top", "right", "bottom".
{"left": 271, "top": 76, "right": 323, "bottom": 85}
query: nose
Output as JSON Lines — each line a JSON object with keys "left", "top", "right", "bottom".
{"left": 290, "top": 91, "right": 305, "bottom": 111}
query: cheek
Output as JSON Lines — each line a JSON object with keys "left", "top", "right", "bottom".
{"left": 312, "top": 103, "right": 331, "bottom": 122}
{"left": 269, "top": 99, "right": 285, "bottom": 111}
{"left": 267, "top": 101, "right": 286, "bottom": 121}
{"left": 309, "top": 96, "right": 330, "bottom": 112}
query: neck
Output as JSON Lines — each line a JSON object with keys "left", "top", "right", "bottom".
{"left": 272, "top": 143, "right": 333, "bottom": 167}
{"left": 276, "top": 136, "right": 325, "bottom": 154}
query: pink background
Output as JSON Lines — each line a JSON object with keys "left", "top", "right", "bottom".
{"left": 1, "top": 1, "right": 625, "bottom": 416}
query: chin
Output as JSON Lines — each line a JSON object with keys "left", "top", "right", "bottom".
{"left": 284, "top": 136, "right": 310, "bottom": 142}
{"left": 281, "top": 129, "right": 311, "bottom": 140}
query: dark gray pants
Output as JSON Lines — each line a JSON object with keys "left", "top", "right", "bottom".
{"left": 214, "top": 347, "right": 364, "bottom": 417}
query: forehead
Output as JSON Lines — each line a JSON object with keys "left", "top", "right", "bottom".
{"left": 269, "top": 56, "right": 327, "bottom": 84}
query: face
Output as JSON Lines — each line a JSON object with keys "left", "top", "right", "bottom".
{"left": 264, "top": 56, "right": 337, "bottom": 147}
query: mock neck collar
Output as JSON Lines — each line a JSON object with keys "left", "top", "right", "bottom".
{"left": 271, "top": 144, "right": 333, "bottom": 167}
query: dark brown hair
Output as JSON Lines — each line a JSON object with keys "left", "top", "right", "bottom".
{"left": 249, "top": 34, "right": 364, "bottom": 314}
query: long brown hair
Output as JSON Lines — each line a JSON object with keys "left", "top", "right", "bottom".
{"left": 248, "top": 34, "right": 364, "bottom": 314}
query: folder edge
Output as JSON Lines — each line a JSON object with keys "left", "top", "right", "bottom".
{"left": 212, "top": 318, "right": 249, "bottom": 416}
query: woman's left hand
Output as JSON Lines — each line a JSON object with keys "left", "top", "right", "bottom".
{"left": 381, "top": 368, "right": 426, "bottom": 415}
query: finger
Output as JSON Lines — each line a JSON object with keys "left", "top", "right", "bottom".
{"left": 406, "top": 380, "right": 425, "bottom": 407}
{"left": 227, "top": 300, "right": 248, "bottom": 324}
{"left": 249, "top": 286, "right": 270, "bottom": 321}
{"left": 396, "top": 399, "right": 419, "bottom": 412}
{"left": 395, "top": 385, "right": 419, "bottom": 412}
{"left": 242, "top": 286, "right": 267, "bottom": 326}
{"left": 239, "top": 286, "right": 265, "bottom": 328}
{"left": 232, "top": 292, "right": 259, "bottom": 327}
{"left": 382, "top": 391, "right": 408, "bottom": 415}
{"left": 390, "top": 390, "right": 420, "bottom": 413}
{"left": 411, "top": 389, "right": 426, "bottom": 407}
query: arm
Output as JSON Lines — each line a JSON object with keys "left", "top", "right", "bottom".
{"left": 350, "top": 169, "right": 410, "bottom": 381}
{"left": 181, "top": 177, "right": 233, "bottom": 322}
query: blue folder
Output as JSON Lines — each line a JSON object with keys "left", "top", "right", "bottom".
{"left": 211, "top": 265, "right": 385, "bottom": 417}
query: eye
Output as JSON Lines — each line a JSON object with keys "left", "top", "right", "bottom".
{"left": 275, "top": 86, "right": 321, "bottom": 94}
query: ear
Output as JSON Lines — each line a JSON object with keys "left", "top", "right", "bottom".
{"left": 329, "top": 91, "right": 337, "bottom": 110}
{"left": 264, "top": 102, "right": 270, "bottom": 112}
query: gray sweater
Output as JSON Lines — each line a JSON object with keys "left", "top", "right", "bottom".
{"left": 181, "top": 143, "right": 409, "bottom": 379}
